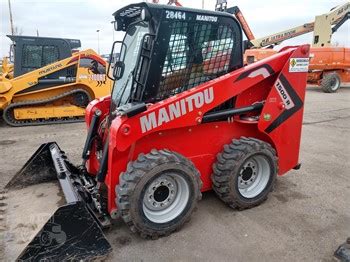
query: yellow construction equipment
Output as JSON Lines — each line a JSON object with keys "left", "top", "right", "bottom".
{"left": 0, "top": 35, "right": 112, "bottom": 126}
{"left": 0, "top": 57, "right": 14, "bottom": 80}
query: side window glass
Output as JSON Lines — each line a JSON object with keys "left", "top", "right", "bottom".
{"left": 22, "top": 44, "right": 42, "bottom": 68}
{"left": 157, "top": 21, "right": 235, "bottom": 101}
{"left": 201, "top": 25, "right": 234, "bottom": 74}
{"left": 42, "top": 45, "right": 59, "bottom": 66}
{"left": 163, "top": 34, "right": 188, "bottom": 73}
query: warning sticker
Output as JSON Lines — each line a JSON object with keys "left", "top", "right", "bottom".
{"left": 289, "top": 58, "right": 309, "bottom": 72}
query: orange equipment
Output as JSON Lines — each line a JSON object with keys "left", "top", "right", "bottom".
{"left": 227, "top": 1, "right": 350, "bottom": 93}
{"left": 308, "top": 47, "right": 350, "bottom": 92}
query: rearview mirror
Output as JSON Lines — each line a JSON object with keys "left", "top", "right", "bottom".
{"left": 107, "top": 41, "right": 126, "bottom": 81}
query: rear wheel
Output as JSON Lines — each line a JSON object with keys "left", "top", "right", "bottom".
{"left": 212, "top": 137, "right": 277, "bottom": 210}
{"left": 321, "top": 72, "right": 341, "bottom": 93}
{"left": 116, "top": 149, "right": 202, "bottom": 239}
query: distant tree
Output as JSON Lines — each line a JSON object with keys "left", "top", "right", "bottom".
{"left": 13, "top": 26, "right": 23, "bottom": 36}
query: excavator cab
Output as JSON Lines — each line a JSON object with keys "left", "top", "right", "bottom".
{"left": 110, "top": 3, "right": 243, "bottom": 112}
{"left": 7, "top": 35, "right": 81, "bottom": 77}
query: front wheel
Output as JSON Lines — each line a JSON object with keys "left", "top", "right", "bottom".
{"left": 212, "top": 137, "right": 278, "bottom": 210}
{"left": 116, "top": 149, "right": 202, "bottom": 239}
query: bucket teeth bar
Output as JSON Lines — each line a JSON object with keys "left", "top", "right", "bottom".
{"left": 6, "top": 142, "right": 112, "bottom": 261}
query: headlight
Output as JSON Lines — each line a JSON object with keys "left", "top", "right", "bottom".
{"left": 141, "top": 8, "right": 150, "bottom": 21}
{"left": 113, "top": 20, "right": 118, "bottom": 31}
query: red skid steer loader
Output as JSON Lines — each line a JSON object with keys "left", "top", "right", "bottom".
{"left": 6, "top": 2, "right": 310, "bottom": 261}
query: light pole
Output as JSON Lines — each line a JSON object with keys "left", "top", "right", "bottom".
{"left": 8, "top": 0, "right": 14, "bottom": 36}
{"left": 110, "top": 21, "right": 115, "bottom": 42}
{"left": 96, "top": 29, "right": 100, "bottom": 54}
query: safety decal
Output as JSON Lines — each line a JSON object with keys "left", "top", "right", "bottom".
{"left": 289, "top": 58, "right": 309, "bottom": 73}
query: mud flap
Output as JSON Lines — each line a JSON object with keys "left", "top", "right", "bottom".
{"left": 17, "top": 202, "right": 112, "bottom": 261}
{"left": 6, "top": 143, "right": 57, "bottom": 189}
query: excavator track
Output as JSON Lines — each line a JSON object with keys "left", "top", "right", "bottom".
{"left": 3, "top": 89, "right": 92, "bottom": 127}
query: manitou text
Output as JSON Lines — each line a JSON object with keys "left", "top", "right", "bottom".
{"left": 140, "top": 87, "right": 214, "bottom": 133}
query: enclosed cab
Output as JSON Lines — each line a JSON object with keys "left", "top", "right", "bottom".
{"left": 109, "top": 2, "right": 243, "bottom": 112}
{"left": 7, "top": 35, "right": 81, "bottom": 77}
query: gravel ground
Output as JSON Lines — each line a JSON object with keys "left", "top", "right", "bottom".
{"left": 0, "top": 86, "right": 349, "bottom": 261}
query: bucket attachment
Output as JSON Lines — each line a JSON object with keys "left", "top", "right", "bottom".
{"left": 6, "top": 142, "right": 112, "bottom": 261}
{"left": 17, "top": 202, "right": 112, "bottom": 261}
{"left": 6, "top": 143, "right": 57, "bottom": 189}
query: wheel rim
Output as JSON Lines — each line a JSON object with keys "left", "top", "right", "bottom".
{"left": 143, "top": 173, "right": 189, "bottom": 224}
{"left": 238, "top": 155, "right": 271, "bottom": 198}
{"left": 330, "top": 77, "right": 340, "bottom": 91}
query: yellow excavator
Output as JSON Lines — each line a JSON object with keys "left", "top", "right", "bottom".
{"left": 0, "top": 35, "right": 113, "bottom": 126}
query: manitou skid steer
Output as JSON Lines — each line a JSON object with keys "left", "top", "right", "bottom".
{"left": 0, "top": 35, "right": 112, "bottom": 126}
{"left": 6, "top": 2, "right": 310, "bottom": 260}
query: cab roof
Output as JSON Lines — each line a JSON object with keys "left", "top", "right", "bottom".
{"left": 113, "top": 2, "right": 237, "bottom": 31}
{"left": 7, "top": 35, "right": 81, "bottom": 49}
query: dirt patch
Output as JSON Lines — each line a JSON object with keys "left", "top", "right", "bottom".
{"left": 114, "top": 236, "right": 132, "bottom": 247}
{"left": 0, "top": 140, "right": 16, "bottom": 146}
{"left": 36, "top": 193, "right": 45, "bottom": 198}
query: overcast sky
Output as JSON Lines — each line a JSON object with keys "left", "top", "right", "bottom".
{"left": 1, "top": 0, "right": 349, "bottom": 57}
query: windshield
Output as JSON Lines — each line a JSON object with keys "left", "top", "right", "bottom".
{"left": 111, "top": 22, "right": 149, "bottom": 107}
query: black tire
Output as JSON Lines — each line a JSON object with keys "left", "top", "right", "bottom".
{"left": 116, "top": 149, "right": 202, "bottom": 239}
{"left": 321, "top": 72, "right": 341, "bottom": 93}
{"left": 73, "top": 91, "right": 91, "bottom": 107}
{"left": 212, "top": 137, "right": 278, "bottom": 210}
